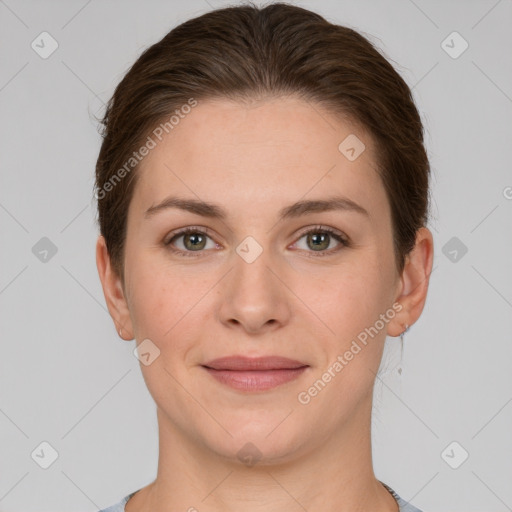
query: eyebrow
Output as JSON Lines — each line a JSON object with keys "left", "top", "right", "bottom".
{"left": 144, "top": 195, "right": 369, "bottom": 220}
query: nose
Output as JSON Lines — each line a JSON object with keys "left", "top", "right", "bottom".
{"left": 217, "top": 242, "right": 292, "bottom": 334}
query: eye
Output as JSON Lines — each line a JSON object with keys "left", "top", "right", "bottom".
{"left": 164, "top": 227, "right": 218, "bottom": 257}
{"left": 164, "top": 225, "right": 350, "bottom": 258}
{"left": 292, "top": 225, "right": 349, "bottom": 256}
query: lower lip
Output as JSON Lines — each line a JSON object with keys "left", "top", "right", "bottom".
{"left": 202, "top": 366, "right": 308, "bottom": 391}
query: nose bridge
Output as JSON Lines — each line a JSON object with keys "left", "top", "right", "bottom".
{"left": 235, "top": 236, "right": 275, "bottom": 291}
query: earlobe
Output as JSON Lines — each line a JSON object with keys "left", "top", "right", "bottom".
{"left": 95, "top": 235, "right": 134, "bottom": 340}
{"left": 388, "top": 227, "right": 434, "bottom": 337}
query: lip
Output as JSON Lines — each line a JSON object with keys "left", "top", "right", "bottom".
{"left": 202, "top": 356, "right": 308, "bottom": 371}
{"left": 201, "top": 356, "right": 309, "bottom": 392}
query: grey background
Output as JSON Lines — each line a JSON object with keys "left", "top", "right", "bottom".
{"left": 1, "top": 0, "right": 511, "bottom": 510}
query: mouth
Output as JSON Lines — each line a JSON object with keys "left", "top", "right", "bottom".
{"left": 201, "top": 356, "right": 309, "bottom": 391}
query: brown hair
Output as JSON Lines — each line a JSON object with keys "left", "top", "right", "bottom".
{"left": 94, "top": 2, "right": 431, "bottom": 283}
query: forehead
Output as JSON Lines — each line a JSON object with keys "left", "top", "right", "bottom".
{"left": 130, "top": 96, "right": 388, "bottom": 222}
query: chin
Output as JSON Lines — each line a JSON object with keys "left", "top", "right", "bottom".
{"left": 201, "top": 418, "right": 306, "bottom": 467}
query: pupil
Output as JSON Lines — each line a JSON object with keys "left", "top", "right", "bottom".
{"left": 309, "top": 233, "right": 329, "bottom": 251}
{"left": 185, "top": 233, "right": 205, "bottom": 250}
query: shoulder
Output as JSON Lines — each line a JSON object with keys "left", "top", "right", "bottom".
{"left": 98, "top": 485, "right": 424, "bottom": 512}
{"left": 97, "top": 491, "right": 135, "bottom": 512}
{"left": 381, "top": 482, "right": 424, "bottom": 512}
{"left": 396, "top": 495, "right": 424, "bottom": 512}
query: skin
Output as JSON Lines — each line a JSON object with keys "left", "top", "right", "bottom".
{"left": 96, "top": 96, "right": 433, "bottom": 512}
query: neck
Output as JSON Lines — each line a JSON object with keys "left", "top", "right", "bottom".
{"left": 127, "top": 395, "right": 399, "bottom": 512}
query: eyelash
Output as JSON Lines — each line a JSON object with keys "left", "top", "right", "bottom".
{"left": 164, "top": 225, "right": 350, "bottom": 258}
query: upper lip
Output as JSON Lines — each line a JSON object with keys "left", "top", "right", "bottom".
{"left": 202, "top": 356, "right": 309, "bottom": 371}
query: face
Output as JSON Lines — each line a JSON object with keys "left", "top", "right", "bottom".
{"left": 102, "top": 96, "right": 410, "bottom": 463}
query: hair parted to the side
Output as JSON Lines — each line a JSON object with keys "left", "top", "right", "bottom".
{"left": 94, "top": 1, "right": 431, "bottom": 285}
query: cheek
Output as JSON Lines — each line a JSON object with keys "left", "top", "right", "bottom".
{"left": 308, "top": 274, "right": 390, "bottom": 408}
{"left": 310, "top": 259, "right": 392, "bottom": 363}
{"left": 128, "top": 259, "right": 214, "bottom": 353}
{"left": 127, "top": 260, "right": 182, "bottom": 337}
{"left": 311, "top": 261, "right": 382, "bottom": 324}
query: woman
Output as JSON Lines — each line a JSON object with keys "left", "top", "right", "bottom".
{"left": 95, "top": 3, "right": 433, "bottom": 511}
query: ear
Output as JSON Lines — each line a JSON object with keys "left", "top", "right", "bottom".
{"left": 96, "top": 235, "right": 134, "bottom": 340}
{"left": 387, "top": 227, "right": 434, "bottom": 337}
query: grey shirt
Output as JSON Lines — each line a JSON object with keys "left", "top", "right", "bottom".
{"left": 97, "top": 482, "right": 423, "bottom": 511}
